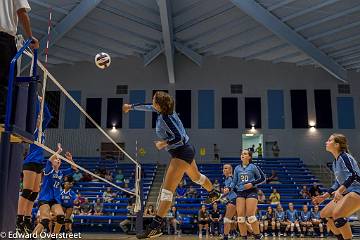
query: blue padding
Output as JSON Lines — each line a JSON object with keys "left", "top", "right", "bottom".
{"left": 337, "top": 97, "right": 355, "bottom": 129}
{"left": 198, "top": 90, "right": 215, "bottom": 129}
{"left": 64, "top": 91, "right": 81, "bottom": 129}
{"left": 129, "top": 90, "right": 146, "bottom": 128}
{"left": 267, "top": 90, "right": 285, "bottom": 129}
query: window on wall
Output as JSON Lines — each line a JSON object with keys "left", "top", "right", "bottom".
{"left": 107, "top": 98, "right": 123, "bottom": 128}
{"left": 290, "top": 90, "right": 308, "bottom": 128}
{"left": 176, "top": 90, "right": 191, "bottom": 128}
{"left": 245, "top": 97, "right": 261, "bottom": 129}
{"left": 222, "top": 97, "right": 238, "bottom": 128}
{"left": 85, "top": 98, "right": 102, "bottom": 128}
{"left": 45, "top": 91, "right": 60, "bottom": 128}
{"left": 152, "top": 90, "right": 168, "bottom": 128}
{"left": 314, "top": 90, "right": 333, "bottom": 128}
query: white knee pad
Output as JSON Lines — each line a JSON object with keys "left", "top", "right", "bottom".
{"left": 237, "top": 217, "right": 246, "bottom": 223}
{"left": 247, "top": 216, "right": 257, "bottom": 224}
{"left": 290, "top": 223, "right": 295, "bottom": 228}
{"left": 194, "top": 174, "right": 206, "bottom": 185}
{"left": 295, "top": 223, "right": 300, "bottom": 228}
{"left": 160, "top": 188, "right": 173, "bottom": 201}
{"left": 319, "top": 223, "right": 323, "bottom": 228}
{"left": 224, "top": 217, "right": 232, "bottom": 224}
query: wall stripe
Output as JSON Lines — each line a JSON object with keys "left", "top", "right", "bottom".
{"left": 129, "top": 90, "right": 146, "bottom": 129}
{"left": 337, "top": 97, "right": 355, "bottom": 129}
{"left": 64, "top": 91, "right": 81, "bottom": 129}
{"left": 198, "top": 90, "right": 215, "bottom": 129}
{"left": 267, "top": 90, "right": 285, "bottom": 129}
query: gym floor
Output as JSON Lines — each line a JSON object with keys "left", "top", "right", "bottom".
{"left": 82, "top": 233, "right": 337, "bottom": 239}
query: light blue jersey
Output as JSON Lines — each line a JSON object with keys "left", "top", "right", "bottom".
{"left": 131, "top": 104, "right": 189, "bottom": 150}
{"left": 328, "top": 152, "right": 360, "bottom": 195}
{"left": 311, "top": 211, "right": 321, "bottom": 220}
{"left": 275, "top": 210, "right": 286, "bottom": 221}
{"left": 60, "top": 189, "right": 77, "bottom": 208}
{"left": 299, "top": 211, "right": 312, "bottom": 222}
{"left": 224, "top": 176, "right": 237, "bottom": 201}
{"left": 229, "top": 163, "right": 266, "bottom": 192}
{"left": 286, "top": 209, "right": 298, "bottom": 223}
{"left": 38, "top": 161, "right": 74, "bottom": 203}
{"left": 24, "top": 101, "right": 52, "bottom": 165}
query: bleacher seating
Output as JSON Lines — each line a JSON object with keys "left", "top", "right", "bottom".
{"left": 174, "top": 157, "right": 329, "bottom": 232}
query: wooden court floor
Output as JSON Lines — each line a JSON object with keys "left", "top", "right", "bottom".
{"left": 82, "top": 233, "right": 339, "bottom": 239}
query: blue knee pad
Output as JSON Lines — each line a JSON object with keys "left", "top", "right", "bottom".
{"left": 334, "top": 218, "right": 347, "bottom": 228}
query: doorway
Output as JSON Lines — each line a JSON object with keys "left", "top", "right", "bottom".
{"left": 242, "top": 134, "right": 263, "bottom": 157}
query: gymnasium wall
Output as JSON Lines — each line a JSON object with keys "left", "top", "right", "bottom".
{"left": 44, "top": 54, "right": 360, "bottom": 165}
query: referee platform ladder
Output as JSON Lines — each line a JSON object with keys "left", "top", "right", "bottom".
{"left": 0, "top": 39, "right": 39, "bottom": 232}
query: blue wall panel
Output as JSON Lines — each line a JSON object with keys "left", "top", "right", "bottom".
{"left": 337, "top": 97, "right": 355, "bottom": 129}
{"left": 198, "top": 90, "right": 215, "bottom": 129}
{"left": 64, "top": 91, "right": 81, "bottom": 129}
{"left": 267, "top": 90, "right": 285, "bottom": 129}
{"left": 129, "top": 90, "right": 146, "bottom": 129}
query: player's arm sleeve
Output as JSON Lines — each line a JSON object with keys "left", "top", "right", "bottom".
{"left": 42, "top": 103, "right": 53, "bottom": 130}
{"left": 327, "top": 180, "right": 340, "bottom": 194}
{"left": 250, "top": 165, "right": 266, "bottom": 186}
{"left": 229, "top": 168, "right": 238, "bottom": 190}
{"left": 44, "top": 160, "right": 53, "bottom": 175}
{"left": 162, "top": 115, "right": 182, "bottom": 145}
{"left": 131, "top": 103, "right": 157, "bottom": 112}
{"left": 340, "top": 155, "right": 360, "bottom": 188}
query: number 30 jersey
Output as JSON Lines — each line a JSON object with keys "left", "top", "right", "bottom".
{"left": 229, "top": 163, "right": 266, "bottom": 192}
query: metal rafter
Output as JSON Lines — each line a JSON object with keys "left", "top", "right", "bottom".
{"left": 229, "top": 0, "right": 347, "bottom": 81}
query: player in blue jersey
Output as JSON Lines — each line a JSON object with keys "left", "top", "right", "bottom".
{"left": 299, "top": 204, "right": 314, "bottom": 237}
{"left": 284, "top": 202, "right": 301, "bottom": 237}
{"left": 33, "top": 145, "right": 77, "bottom": 235}
{"left": 222, "top": 164, "right": 237, "bottom": 240}
{"left": 274, "top": 204, "right": 287, "bottom": 237}
{"left": 224, "top": 149, "right": 266, "bottom": 240}
{"left": 60, "top": 180, "right": 77, "bottom": 233}
{"left": 123, "top": 91, "right": 221, "bottom": 239}
{"left": 262, "top": 206, "right": 275, "bottom": 237}
{"left": 314, "top": 133, "right": 360, "bottom": 240}
{"left": 16, "top": 97, "right": 52, "bottom": 233}
{"left": 311, "top": 205, "right": 324, "bottom": 238}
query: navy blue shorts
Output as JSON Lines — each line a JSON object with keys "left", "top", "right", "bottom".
{"left": 226, "top": 198, "right": 237, "bottom": 206}
{"left": 236, "top": 188, "right": 258, "bottom": 199}
{"left": 23, "top": 162, "right": 43, "bottom": 174}
{"left": 168, "top": 143, "right": 195, "bottom": 164}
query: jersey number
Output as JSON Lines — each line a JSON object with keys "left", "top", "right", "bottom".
{"left": 240, "top": 175, "right": 249, "bottom": 182}
{"left": 53, "top": 182, "right": 60, "bottom": 188}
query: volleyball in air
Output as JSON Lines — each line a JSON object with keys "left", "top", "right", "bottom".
{"left": 95, "top": 52, "right": 111, "bottom": 69}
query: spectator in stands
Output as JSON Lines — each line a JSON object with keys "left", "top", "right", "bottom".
{"left": 275, "top": 204, "right": 287, "bottom": 237}
{"left": 168, "top": 206, "right": 181, "bottom": 235}
{"left": 119, "top": 203, "right": 136, "bottom": 234}
{"left": 300, "top": 185, "right": 311, "bottom": 199}
{"left": 115, "top": 169, "right": 124, "bottom": 183}
{"left": 213, "top": 144, "right": 220, "bottom": 161}
{"left": 104, "top": 170, "right": 113, "bottom": 182}
{"left": 257, "top": 189, "right": 266, "bottom": 204}
{"left": 213, "top": 179, "right": 220, "bottom": 192}
{"left": 272, "top": 142, "right": 280, "bottom": 157}
{"left": 72, "top": 171, "right": 83, "bottom": 182}
{"left": 198, "top": 205, "right": 210, "bottom": 238}
{"left": 299, "top": 204, "right": 313, "bottom": 237}
{"left": 81, "top": 172, "right": 93, "bottom": 182}
{"left": 175, "top": 182, "right": 187, "bottom": 198}
{"left": 123, "top": 177, "right": 130, "bottom": 187}
{"left": 209, "top": 202, "right": 222, "bottom": 236}
{"left": 309, "top": 182, "right": 322, "bottom": 197}
{"left": 103, "top": 187, "right": 116, "bottom": 203}
{"left": 311, "top": 205, "right": 324, "bottom": 238}
{"left": 144, "top": 205, "right": 155, "bottom": 216}
{"left": 80, "top": 198, "right": 93, "bottom": 215}
{"left": 269, "top": 189, "right": 281, "bottom": 205}
{"left": 256, "top": 143, "right": 263, "bottom": 158}
{"left": 284, "top": 202, "right": 301, "bottom": 237}
{"left": 266, "top": 170, "right": 280, "bottom": 184}
{"left": 262, "top": 206, "right": 275, "bottom": 236}
{"left": 73, "top": 192, "right": 84, "bottom": 215}
{"left": 93, "top": 199, "right": 103, "bottom": 216}
{"left": 248, "top": 144, "right": 255, "bottom": 153}
{"left": 186, "top": 185, "right": 198, "bottom": 199}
